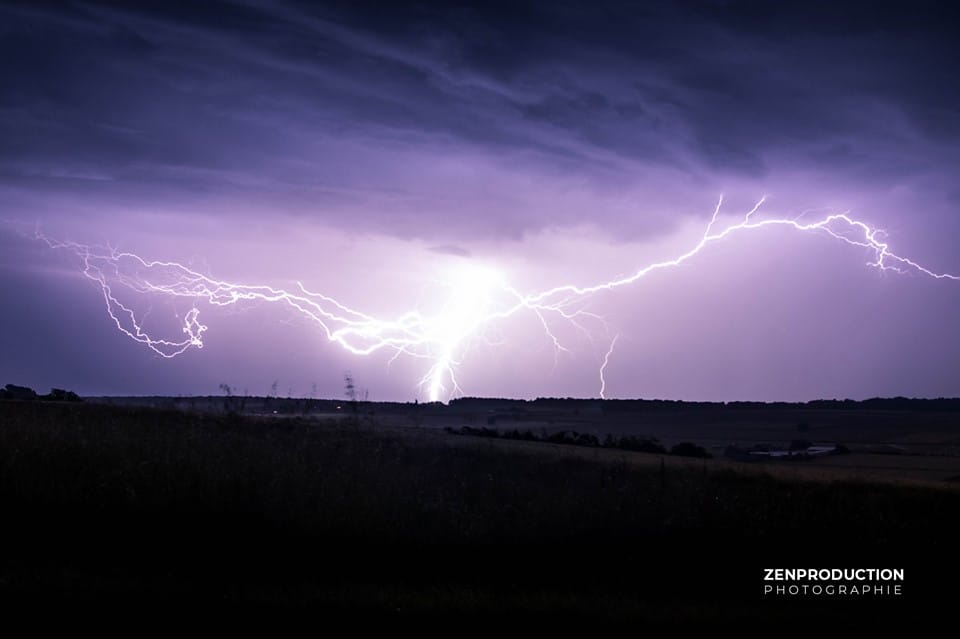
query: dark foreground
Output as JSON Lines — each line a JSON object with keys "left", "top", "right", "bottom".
{"left": 0, "top": 401, "right": 957, "bottom": 625}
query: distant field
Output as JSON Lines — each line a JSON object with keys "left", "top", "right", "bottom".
{"left": 94, "top": 394, "right": 960, "bottom": 485}
{"left": 2, "top": 399, "right": 958, "bottom": 622}
{"left": 445, "top": 433, "right": 960, "bottom": 486}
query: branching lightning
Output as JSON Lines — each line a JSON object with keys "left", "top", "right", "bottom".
{"left": 39, "top": 196, "right": 960, "bottom": 401}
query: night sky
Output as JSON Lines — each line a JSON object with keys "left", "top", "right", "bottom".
{"left": 2, "top": 0, "right": 959, "bottom": 401}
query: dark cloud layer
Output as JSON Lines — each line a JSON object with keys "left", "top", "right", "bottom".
{"left": 2, "top": 0, "right": 958, "bottom": 239}
{"left": 3, "top": 1, "right": 960, "bottom": 400}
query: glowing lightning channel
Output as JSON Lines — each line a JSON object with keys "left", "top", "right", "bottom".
{"left": 516, "top": 196, "right": 959, "bottom": 311}
{"left": 599, "top": 333, "right": 620, "bottom": 400}
{"left": 39, "top": 196, "right": 960, "bottom": 401}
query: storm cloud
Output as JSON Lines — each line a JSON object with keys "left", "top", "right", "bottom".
{"left": 2, "top": 1, "right": 959, "bottom": 399}
{"left": 3, "top": 0, "right": 958, "bottom": 239}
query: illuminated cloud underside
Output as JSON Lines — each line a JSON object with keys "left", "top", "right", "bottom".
{"left": 43, "top": 197, "right": 960, "bottom": 402}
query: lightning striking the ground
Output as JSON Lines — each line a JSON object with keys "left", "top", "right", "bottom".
{"left": 599, "top": 333, "right": 620, "bottom": 400}
{"left": 39, "top": 197, "right": 960, "bottom": 401}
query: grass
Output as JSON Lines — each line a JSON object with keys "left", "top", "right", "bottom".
{"left": 0, "top": 400, "right": 957, "bottom": 622}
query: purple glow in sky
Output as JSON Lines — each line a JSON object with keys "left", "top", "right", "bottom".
{"left": 2, "top": 1, "right": 960, "bottom": 401}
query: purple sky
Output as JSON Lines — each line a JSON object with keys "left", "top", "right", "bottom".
{"left": 2, "top": 0, "right": 960, "bottom": 401}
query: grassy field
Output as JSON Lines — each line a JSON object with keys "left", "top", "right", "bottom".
{"left": 0, "top": 400, "right": 957, "bottom": 623}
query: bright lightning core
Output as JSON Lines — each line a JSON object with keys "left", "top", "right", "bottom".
{"left": 40, "top": 197, "right": 960, "bottom": 401}
{"left": 418, "top": 264, "right": 506, "bottom": 401}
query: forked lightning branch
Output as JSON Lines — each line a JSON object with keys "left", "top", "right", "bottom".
{"left": 41, "top": 197, "right": 960, "bottom": 401}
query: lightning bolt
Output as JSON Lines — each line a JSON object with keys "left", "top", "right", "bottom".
{"left": 599, "top": 333, "right": 620, "bottom": 400}
{"left": 38, "top": 196, "right": 960, "bottom": 401}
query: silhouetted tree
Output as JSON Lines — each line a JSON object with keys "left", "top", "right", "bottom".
{"left": 615, "top": 436, "right": 667, "bottom": 454}
{"left": 2, "top": 384, "right": 38, "bottom": 400}
{"left": 218, "top": 383, "right": 234, "bottom": 413}
{"left": 44, "top": 388, "right": 81, "bottom": 402}
{"left": 670, "top": 442, "right": 711, "bottom": 458}
{"left": 344, "top": 371, "right": 358, "bottom": 416}
{"left": 574, "top": 432, "right": 600, "bottom": 447}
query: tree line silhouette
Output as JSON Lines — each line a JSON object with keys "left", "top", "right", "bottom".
{"left": 447, "top": 425, "right": 712, "bottom": 458}
{"left": 0, "top": 384, "right": 81, "bottom": 402}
